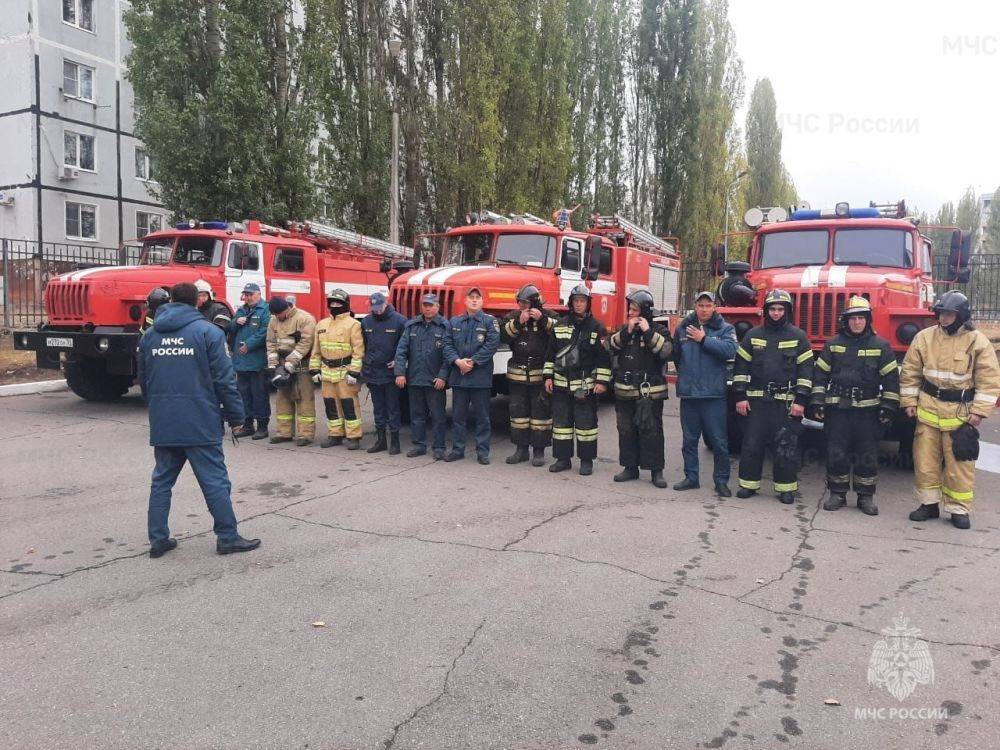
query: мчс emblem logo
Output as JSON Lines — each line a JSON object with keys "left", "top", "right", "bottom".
{"left": 867, "top": 614, "right": 935, "bottom": 702}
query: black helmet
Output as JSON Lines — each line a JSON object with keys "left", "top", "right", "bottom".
{"left": 146, "top": 287, "right": 170, "bottom": 313}
{"left": 932, "top": 291, "right": 971, "bottom": 330}
{"left": 516, "top": 284, "right": 542, "bottom": 307}
{"left": 326, "top": 288, "right": 350, "bottom": 312}
{"left": 568, "top": 284, "right": 591, "bottom": 312}
{"left": 839, "top": 295, "right": 872, "bottom": 331}
{"left": 626, "top": 289, "right": 655, "bottom": 320}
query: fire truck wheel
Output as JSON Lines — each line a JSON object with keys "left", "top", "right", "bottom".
{"left": 64, "top": 356, "right": 131, "bottom": 402}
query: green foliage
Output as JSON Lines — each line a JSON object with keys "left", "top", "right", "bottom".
{"left": 984, "top": 187, "right": 1000, "bottom": 253}
{"left": 745, "top": 78, "right": 796, "bottom": 210}
{"left": 955, "top": 186, "right": 982, "bottom": 254}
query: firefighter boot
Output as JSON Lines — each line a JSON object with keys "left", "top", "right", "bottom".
{"left": 778, "top": 492, "right": 795, "bottom": 505}
{"left": 531, "top": 447, "right": 546, "bottom": 467}
{"left": 549, "top": 459, "right": 572, "bottom": 473}
{"left": 651, "top": 470, "right": 667, "bottom": 489}
{"left": 321, "top": 435, "right": 343, "bottom": 448}
{"left": 345, "top": 438, "right": 361, "bottom": 450}
{"left": 857, "top": 494, "right": 878, "bottom": 516}
{"left": 736, "top": 488, "right": 757, "bottom": 499}
{"left": 579, "top": 460, "right": 593, "bottom": 476}
{"left": 909, "top": 503, "right": 940, "bottom": 522}
{"left": 614, "top": 466, "right": 640, "bottom": 483}
{"left": 823, "top": 492, "right": 847, "bottom": 511}
{"left": 252, "top": 420, "right": 269, "bottom": 440}
{"left": 295, "top": 437, "right": 312, "bottom": 447}
{"left": 951, "top": 513, "right": 971, "bottom": 530}
{"left": 269, "top": 435, "right": 293, "bottom": 444}
{"left": 389, "top": 431, "right": 401, "bottom": 455}
{"left": 506, "top": 446, "right": 530, "bottom": 465}
{"left": 367, "top": 430, "right": 387, "bottom": 454}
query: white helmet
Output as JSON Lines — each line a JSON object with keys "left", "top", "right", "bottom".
{"left": 194, "top": 279, "right": 213, "bottom": 299}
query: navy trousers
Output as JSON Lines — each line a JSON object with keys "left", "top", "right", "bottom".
{"left": 369, "top": 381, "right": 402, "bottom": 430}
{"left": 148, "top": 444, "right": 240, "bottom": 545}
{"left": 236, "top": 370, "right": 271, "bottom": 428}
{"left": 409, "top": 385, "right": 447, "bottom": 452}
{"left": 451, "top": 387, "right": 492, "bottom": 458}
{"left": 680, "top": 398, "right": 730, "bottom": 486}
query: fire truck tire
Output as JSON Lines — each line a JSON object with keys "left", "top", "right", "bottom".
{"left": 64, "top": 356, "right": 131, "bottom": 402}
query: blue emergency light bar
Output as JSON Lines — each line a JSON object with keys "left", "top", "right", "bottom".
{"left": 174, "top": 220, "right": 230, "bottom": 230}
{"left": 791, "top": 206, "right": 880, "bottom": 220}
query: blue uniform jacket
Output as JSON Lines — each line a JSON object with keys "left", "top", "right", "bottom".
{"left": 361, "top": 304, "right": 408, "bottom": 384}
{"left": 443, "top": 310, "right": 500, "bottom": 389}
{"left": 138, "top": 303, "right": 245, "bottom": 446}
{"left": 672, "top": 311, "right": 738, "bottom": 399}
{"left": 227, "top": 299, "right": 271, "bottom": 372}
{"left": 394, "top": 314, "right": 451, "bottom": 387}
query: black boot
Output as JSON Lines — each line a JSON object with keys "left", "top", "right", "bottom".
{"left": 857, "top": 494, "right": 878, "bottom": 516}
{"left": 951, "top": 513, "right": 971, "bottom": 530}
{"left": 531, "top": 447, "right": 546, "bottom": 467}
{"left": 651, "top": 470, "right": 667, "bottom": 488}
{"left": 345, "top": 438, "right": 361, "bottom": 450}
{"left": 269, "top": 435, "right": 293, "bottom": 444}
{"left": 216, "top": 535, "right": 261, "bottom": 555}
{"left": 909, "top": 503, "right": 939, "bottom": 522}
{"left": 549, "top": 458, "right": 572, "bottom": 473}
{"left": 778, "top": 492, "right": 795, "bottom": 505}
{"left": 614, "top": 466, "right": 640, "bottom": 483}
{"left": 824, "top": 492, "right": 847, "bottom": 511}
{"left": 367, "top": 430, "right": 387, "bottom": 454}
{"left": 389, "top": 431, "right": 401, "bottom": 455}
{"left": 252, "top": 420, "right": 269, "bottom": 440}
{"left": 321, "top": 435, "right": 343, "bottom": 448}
{"left": 673, "top": 478, "right": 699, "bottom": 491}
{"left": 736, "top": 487, "right": 757, "bottom": 499}
{"left": 579, "top": 459, "right": 593, "bottom": 476}
{"left": 149, "top": 538, "right": 177, "bottom": 559}
{"left": 506, "top": 446, "right": 530, "bottom": 465}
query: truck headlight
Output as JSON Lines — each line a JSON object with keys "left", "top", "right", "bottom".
{"left": 896, "top": 323, "right": 919, "bottom": 345}
{"left": 97, "top": 337, "right": 110, "bottom": 352}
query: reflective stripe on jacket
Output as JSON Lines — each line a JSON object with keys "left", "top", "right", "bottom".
{"left": 309, "top": 312, "right": 364, "bottom": 383}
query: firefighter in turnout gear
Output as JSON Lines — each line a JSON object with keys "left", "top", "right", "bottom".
{"left": 265, "top": 296, "right": 317, "bottom": 445}
{"left": 501, "top": 284, "right": 555, "bottom": 466}
{"left": 310, "top": 289, "right": 365, "bottom": 450}
{"left": 195, "top": 279, "right": 233, "bottom": 332}
{"left": 141, "top": 287, "right": 170, "bottom": 334}
{"left": 733, "top": 289, "right": 813, "bottom": 504}
{"left": 900, "top": 292, "right": 1000, "bottom": 529}
{"left": 811, "top": 296, "right": 899, "bottom": 516}
{"left": 543, "top": 285, "right": 612, "bottom": 476}
{"left": 607, "top": 289, "right": 672, "bottom": 487}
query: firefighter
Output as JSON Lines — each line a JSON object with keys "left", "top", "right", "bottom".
{"left": 265, "top": 296, "right": 317, "bottom": 446}
{"left": 501, "top": 284, "right": 555, "bottom": 466}
{"left": 543, "top": 285, "right": 612, "bottom": 476}
{"left": 732, "top": 289, "right": 813, "bottom": 504}
{"left": 900, "top": 291, "right": 1000, "bottom": 529}
{"left": 194, "top": 279, "right": 233, "bottom": 332}
{"left": 310, "top": 289, "right": 365, "bottom": 450}
{"left": 607, "top": 289, "right": 672, "bottom": 487}
{"left": 810, "top": 296, "right": 899, "bottom": 516}
{"left": 141, "top": 287, "right": 170, "bottom": 334}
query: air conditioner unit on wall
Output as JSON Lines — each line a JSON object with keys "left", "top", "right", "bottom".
{"left": 59, "top": 166, "right": 79, "bottom": 180}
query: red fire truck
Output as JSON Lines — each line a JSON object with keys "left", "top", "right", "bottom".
{"left": 391, "top": 211, "right": 682, "bottom": 392}
{"left": 13, "top": 220, "right": 414, "bottom": 401}
{"left": 711, "top": 199, "right": 972, "bottom": 454}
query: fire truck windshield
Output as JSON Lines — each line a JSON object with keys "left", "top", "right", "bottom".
{"left": 833, "top": 228, "right": 913, "bottom": 268}
{"left": 139, "top": 236, "right": 222, "bottom": 266}
{"left": 495, "top": 233, "right": 556, "bottom": 267}
{"left": 445, "top": 233, "right": 492, "bottom": 265}
{"left": 759, "top": 230, "right": 828, "bottom": 268}
{"left": 139, "top": 239, "right": 173, "bottom": 265}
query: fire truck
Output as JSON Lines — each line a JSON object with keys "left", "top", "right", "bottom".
{"left": 391, "top": 211, "right": 682, "bottom": 392}
{"left": 711, "top": 199, "right": 973, "bottom": 454}
{"left": 13, "top": 220, "right": 414, "bottom": 401}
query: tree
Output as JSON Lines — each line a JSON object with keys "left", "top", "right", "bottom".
{"left": 744, "top": 78, "right": 795, "bottom": 209}
{"left": 955, "top": 186, "right": 982, "bottom": 255}
{"left": 125, "top": 0, "right": 337, "bottom": 223}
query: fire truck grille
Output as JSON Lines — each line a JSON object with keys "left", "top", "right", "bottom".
{"left": 45, "top": 282, "right": 91, "bottom": 322}
{"left": 391, "top": 285, "right": 456, "bottom": 319}
{"left": 790, "top": 291, "right": 869, "bottom": 340}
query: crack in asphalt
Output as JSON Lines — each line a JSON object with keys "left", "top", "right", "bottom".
{"left": 382, "top": 618, "right": 487, "bottom": 749}
{"left": 501, "top": 503, "right": 584, "bottom": 550}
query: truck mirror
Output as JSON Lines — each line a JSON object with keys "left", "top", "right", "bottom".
{"left": 379, "top": 259, "right": 392, "bottom": 274}
{"left": 710, "top": 243, "right": 726, "bottom": 277}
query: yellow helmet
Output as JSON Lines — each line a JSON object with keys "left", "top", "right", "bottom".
{"left": 763, "top": 288, "right": 794, "bottom": 316}
{"left": 840, "top": 295, "right": 872, "bottom": 328}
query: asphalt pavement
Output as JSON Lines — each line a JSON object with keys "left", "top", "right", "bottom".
{"left": 1, "top": 389, "right": 998, "bottom": 749}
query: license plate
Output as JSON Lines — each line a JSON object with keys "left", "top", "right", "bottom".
{"left": 46, "top": 337, "right": 74, "bottom": 349}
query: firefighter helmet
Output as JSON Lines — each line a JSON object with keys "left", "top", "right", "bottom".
{"left": 763, "top": 288, "right": 794, "bottom": 317}
{"left": 932, "top": 291, "right": 971, "bottom": 325}
{"left": 840, "top": 295, "right": 872, "bottom": 328}
{"left": 626, "top": 288, "right": 655, "bottom": 319}
{"left": 516, "top": 284, "right": 542, "bottom": 307}
{"left": 568, "top": 284, "right": 591, "bottom": 312}
{"left": 194, "top": 279, "right": 213, "bottom": 299}
{"left": 326, "top": 288, "right": 350, "bottom": 310}
{"left": 146, "top": 287, "right": 170, "bottom": 313}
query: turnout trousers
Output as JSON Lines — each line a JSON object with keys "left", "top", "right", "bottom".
{"left": 825, "top": 408, "right": 879, "bottom": 495}
{"left": 914, "top": 421, "right": 976, "bottom": 515}
{"left": 148, "top": 444, "right": 239, "bottom": 545}
{"left": 508, "top": 380, "right": 552, "bottom": 448}
{"left": 615, "top": 398, "right": 665, "bottom": 470}
{"left": 737, "top": 399, "right": 800, "bottom": 494}
{"left": 322, "top": 379, "right": 363, "bottom": 439}
{"left": 275, "top": 372, "right": 316, "bottom": 440}
{"left": 551, "top": 390, "right": 599, "bottom": 461}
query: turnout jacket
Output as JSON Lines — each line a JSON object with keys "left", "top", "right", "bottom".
{"left": 811, "top": 329, "right": 899, "bottom": 410}
{"left": 543, "top": 312, "right": 612, "bottom": 392}
{"left": 309, "top": 311, "right": 364, "bottom": 383}
{"left": 199, "top": 300, "right": 233, "bottom": 332}
{"left": 443, "top": 310, "right": 501, "bottom": 389}
{"left": 733, "top": 321, "right": 813, "bottom": 405}
{"left": 607, "top": 320, "right": 673, "bottom": 400}
{"left": 899, "top": 324, "right": 1000, "bottom": 430}
{"left": 266, "top": 307, "right": 316, "bottom": 373}
{"left": 394, "top": 314, "right": 451, "bottom": 386}
{"left": 361, "top": 304, "right": 407, "bottom": 384}
{"left": 501, "top": 308, "right": 556, "bottom": 384}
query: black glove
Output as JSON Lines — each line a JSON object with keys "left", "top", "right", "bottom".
{"left": 951, "top": 422, "right": 980, "bottom": 461}
{"left": 807, "top": 404, "right": 824, "bottom": 421}
{"left": 878, "top": 407, "right": 893, "bottom": 425}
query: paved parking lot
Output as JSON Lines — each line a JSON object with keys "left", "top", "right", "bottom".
{"left": 2, "top": 390, "right": 998, "bottom": 749}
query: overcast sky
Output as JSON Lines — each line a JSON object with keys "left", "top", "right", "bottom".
{"left": 729, "top": 0, "right": 1000, "bottom": 215}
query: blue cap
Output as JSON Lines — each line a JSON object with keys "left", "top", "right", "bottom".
{"left": 369, "top": 291, "right": 387, "bottom": 307}
{"left": 242, "top": 282, "right": 261, "bottom": 294}
{"left": 421, "top": 292, "right": 439, "bottom": 305}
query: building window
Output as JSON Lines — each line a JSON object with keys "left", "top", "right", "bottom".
{"left": 135, "top": 147, "right": 153, "bottom": 181}
{"left": 62, "top": 60, "right": 94, "bottom": 101}
{"left": 136, "top": 211, "right": 163, "bottom": 238}
{"left": 64, "top": 131, "right": 96, "bottom": 171}
{"left": 62, "top": 0, "right": 94, "bottom": 32}
{"left": 66, "top": 201, "right": 97, "bottom": 240}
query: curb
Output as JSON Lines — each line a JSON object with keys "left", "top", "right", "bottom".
{"left": 0, "top": 379, "right": 68, "bottom": 397}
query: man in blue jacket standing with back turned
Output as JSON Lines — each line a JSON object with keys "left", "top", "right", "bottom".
{"left": 138, "top": 282, "right": 261, "bottom": 558}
